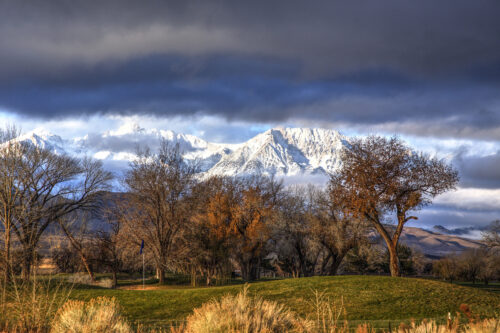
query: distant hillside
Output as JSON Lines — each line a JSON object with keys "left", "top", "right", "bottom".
{"left": 399, "top": 226, "right": 482, "bottom": 257}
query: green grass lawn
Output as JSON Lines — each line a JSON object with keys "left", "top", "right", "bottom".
{"left": 68, "top": 275, "right": 500, "bottom": 329}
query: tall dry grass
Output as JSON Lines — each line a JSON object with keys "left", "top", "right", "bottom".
{"left": 0, "top": 274, "right": 72, "bottom": 332}
{"left": 306, "top": 290, "right": 349, "bottom": 333}
{"left": 51, "top": 296, "right": 132, "bottom": 333}
{"left": 182, "top": 285, "right": 313, "bottom": 333}
{"left": 392, "top": 317, "right": 499, "bottom": 333}
{"left": 174, "top": 288, "right": 499, "bottom": 333}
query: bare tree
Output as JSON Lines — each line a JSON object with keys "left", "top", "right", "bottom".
{"left": 56, "top": 212, "right": 96, "bottom": 282}
{"left": 10, "top": 145, "right": 112, "bottom": 279}
{"left": 311, "top": 184, "right": 371, "bottom": 276}
{"left": 121, "top": 141, "right": 196, "bottom": 284}
{"left": 0, "top": 125, "right": 24, "bottom": 281}
{"left": 272, "top": 186, "right": 321, "bottom": 277}
{"left": 457, "top": 249, "right": 482, "bottom": 284}
{"left": 94, "top": 201, "right": 126, "bottom": 288}
{"left": 477, "top": 249, "right": 500, "bottom": 285}
{"left": 333, "top": 136, "right": 458, "bottom": 276}
{"left": 433, "top": 256, "right": 459, "bottom": 283}
{"left": 482, "top": 220, "right": 500, "bottom": 251}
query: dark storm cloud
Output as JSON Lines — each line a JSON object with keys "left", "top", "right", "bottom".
{"left": 1, "top": 0, "right": 500, "bottom": 138}
{"left": 454, "top": 150, "right": 500, "bottom": 189}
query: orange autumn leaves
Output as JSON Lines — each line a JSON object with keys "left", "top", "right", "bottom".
{"left": 195, "top": 178, "right": 275, "bottom": 254}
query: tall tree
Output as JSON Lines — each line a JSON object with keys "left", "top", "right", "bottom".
{"left": 122, "top": 141, "right": 196, "bottom": 284}
{"left": 185, "top": 177, "right": 236, "bottom": 285}
{"left": 94, "top": 200, "right": 126, "bottom": 288}
{"left": 272, "top": 186, "right": 321, "bottom": 278}
{"left": 310, "top": 185, "right": 370, "bottom": 276}
{"left": 230, "top": 176, "right": 282, "bottom": 281}
{"left": 12, "top": 150, "right": 112, "bottom": 279}
{"left": 56, "top": 212, "right": 97, "bottom": 282}
{"left": 0, "top": 125, "right": 24, "bottom": 280}
{"left": 482, "top": 220, "right": 500, "bottom": 251}
{"left": 333, "top": 136, "right": 458, "bottom": 276}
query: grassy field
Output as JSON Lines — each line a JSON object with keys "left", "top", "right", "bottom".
{"left": 68, "top": 275, "right": 500, "bottom": 329}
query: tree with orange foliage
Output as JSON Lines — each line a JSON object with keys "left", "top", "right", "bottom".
{"left": 231, "top": 176, "right": 282, "bottom": 281}
{"left": 186, "top": 177, "right": 237, "bottom": 285}
{"left": 333, "top": 136, "right": 458, "bottom": 276}
{"left": 186, "top": 176, "right": 281, "bottom": 282}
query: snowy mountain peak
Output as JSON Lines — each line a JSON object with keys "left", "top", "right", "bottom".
{"left": 15, "top": 130, "right": 68, "bottom": 155}
{"left": 204, "top": 127, "right": 347, "bottom": 178}
{"left": 10, "top": 127, "right": 348, "bottom": 182}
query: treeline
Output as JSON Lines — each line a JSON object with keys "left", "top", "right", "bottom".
{"left": 6, "top": 125, "right": 496, "bottom": 287}
{"left": 433, "top": 246, "right": 500, "bottom": 285}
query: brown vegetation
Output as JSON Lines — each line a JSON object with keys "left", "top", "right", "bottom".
{"left": 330, "top": 136, "right": 458, "bottom": 276}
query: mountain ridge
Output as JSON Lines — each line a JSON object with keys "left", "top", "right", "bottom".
{"left": 12, "top": 127, "right": 347, "bottom": 180}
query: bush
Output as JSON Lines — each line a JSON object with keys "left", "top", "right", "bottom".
{"left": 1, "top": 276, "right": 72, "bottom": 332}
{"left": 66, "top": 272, "right": 94, "bottom": 285}
{"left": 51, "top": 297, "right": 132, "bottom": 333}
{"left": 184, "top": 285, "right": 312, "bottom": 333}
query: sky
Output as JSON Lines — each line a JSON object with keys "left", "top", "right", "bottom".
{"left": 0, "top": 0, "right": 499, "bottom": 234}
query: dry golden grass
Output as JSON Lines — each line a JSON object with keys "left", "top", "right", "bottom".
{"left": 0, "top": 276, "right": 72, "bottom": 332}
{"left": 51, "top": 296, "right": 132, "bottom": 333}
{"left": 182, "top": 285, "right": 313, "bottom": 333}
{"left": 306, "top": 290, "right": 349, "bottom": 333}
{"left": 392, "top": 317, "right": 500, "bottom": 333}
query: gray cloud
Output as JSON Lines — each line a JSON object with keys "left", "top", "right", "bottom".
{"left": 2, "top": 1, "right": 500, "bottom": 77}
{"left": 0, "top": 0, "right": 500, "bottom": 140}
{"left": 410, "top": 205, "right": 499, "bottom": 230}
{"left": 454, "top": 150, "right": 500, "bottom": 188}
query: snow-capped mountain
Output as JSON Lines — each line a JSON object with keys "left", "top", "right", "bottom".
{"left": 11, "top": 127, "right": 348, "bottom": 181}
{"left": 204, "top": 128, "right": 346, "bottom": 178}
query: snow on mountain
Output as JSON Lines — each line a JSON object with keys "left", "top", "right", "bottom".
{"left": 11, "top": 127, "right": 348, "bottom": 180}
{"left": 204, "top": 128, "right": 346, "bottom": 178}
{"left": 14, "top": 130, "right": 69, "bottom": 155}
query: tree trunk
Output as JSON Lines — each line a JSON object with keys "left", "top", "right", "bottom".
{"left": 78, "top": 252, "right": 96, "bottom": 283}
{"left": 59, "top": 223, "right": 95, "bottom": 283}
{"left": 240, "top": 261, "right": 250, "bottom": 281}
{"left": 240, "top": 259, "right": 260, "bottom": 281}
{"left": 250, "top": 265, "right": 259, "bottom": 281}
{"left": 320, "top": 253, "right": 332, "bottom": 275}
{"left": 158, "top": 268, "right": 165, "bottom": 284}
{"left": 112, "top": 270, "right": 118, "bottom": 289}
{"left": 388, "top": 245, "right": 400, "bottom": 277}
{"left": 3, "top": 230, "right": 11, "bottom": 282}
{"left": 21, "top": 253, "right": 32, "bottom": 280}
{"left": 328, "top": 254, "right": 343, "bottom": 276}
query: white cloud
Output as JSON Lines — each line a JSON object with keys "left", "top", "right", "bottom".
{"left": 434, "top": 187, "right": 500, "bottom": 211}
